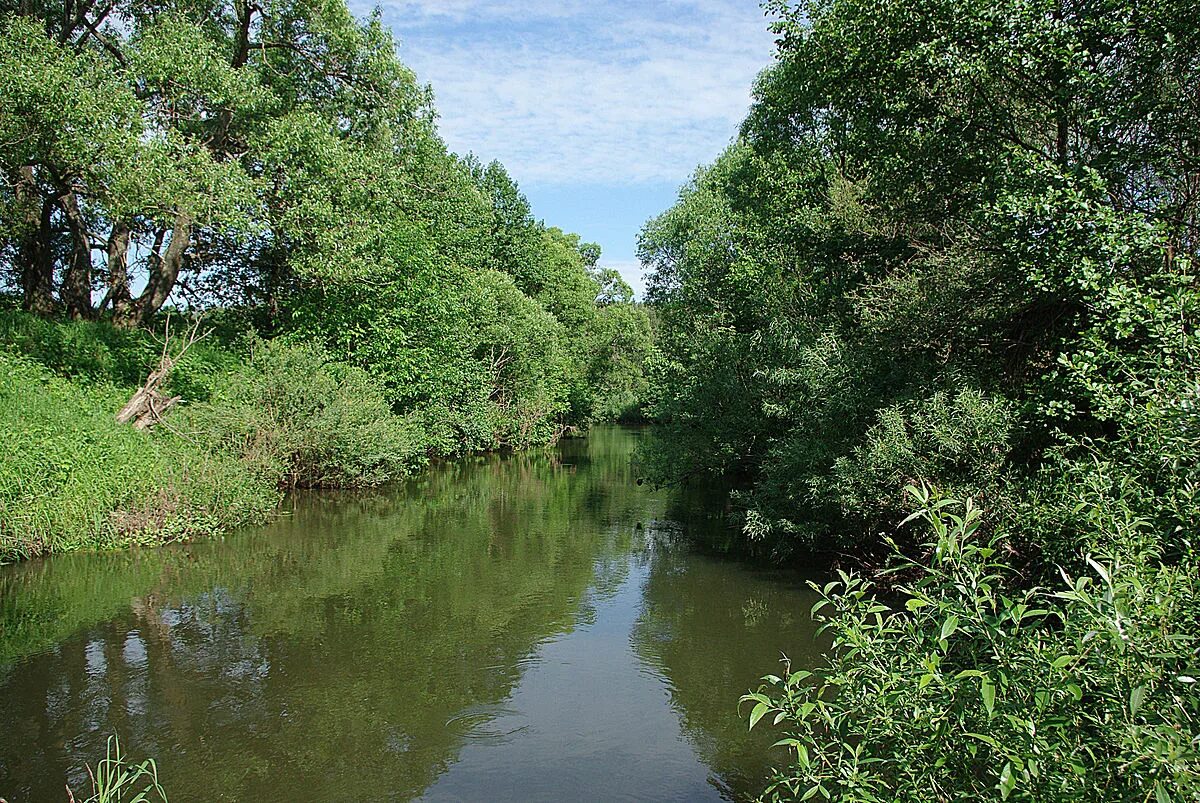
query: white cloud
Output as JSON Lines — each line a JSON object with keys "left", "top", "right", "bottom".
{"left": 364, "top": 1, "right": 780, "bottom": 186}
{"left": 372, "top": 0, "right": 589, "bottom": 23}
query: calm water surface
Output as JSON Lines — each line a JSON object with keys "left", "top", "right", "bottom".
{"left": 0, "top": 426, "right": 823, "bottom": 801}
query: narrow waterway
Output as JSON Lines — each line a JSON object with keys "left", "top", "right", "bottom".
{"left": 0, "top": 426, "right": 824, "bottom": 802}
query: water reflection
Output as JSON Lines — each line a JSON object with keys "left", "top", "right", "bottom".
{"left": 0, "top": 427, "right": 821, "bottom": 801}
{"left": 630, "top": 531, "right": 826, "bottom": 800}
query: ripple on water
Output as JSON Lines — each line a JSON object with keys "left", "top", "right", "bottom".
{"left": 444, "top": 706, "right": 530, "bottom": 743}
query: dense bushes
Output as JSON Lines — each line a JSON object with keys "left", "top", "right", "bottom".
{"left": 822, "top": 390, "right": 1018, "bottom": 526}
{"left": 176, "top": 338, "right": 425, "bottom": 489}
{"left": 641, "top": 0, "right": 1200, "bottom": 570}
{"left": 0, "top": 309, "right": 534, "bottom": 561}
{"left": 639, "top": 0, "right": 1200, "bottom": 565}
{"left": 744, "top": 490, "right": 1200, "bottom": 802}
{"left": 637, "top": 0, "right": 1200, "bottom": 798}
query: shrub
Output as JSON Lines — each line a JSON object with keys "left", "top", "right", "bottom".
{"left": 825, "top": 388, "right": 1018, "bottom": 524}
{"left": 0, "top": 308, "right": 244, "bottom": 400}
{"left": 177, "top": 339, "right": 425, "bottom": 488}
{"left": 0, "top": 308, "right": 156, "bottom": 386}
{"left": 743, "top": 488, "right": 1200, "bottom": 802}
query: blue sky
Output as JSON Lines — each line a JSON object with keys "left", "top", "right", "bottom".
{"left": 359, "top": 1, "right": 780, "bottom": 296}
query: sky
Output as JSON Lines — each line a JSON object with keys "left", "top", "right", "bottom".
{"left": 357, "top": 0, "right": 781, "bottom": 297}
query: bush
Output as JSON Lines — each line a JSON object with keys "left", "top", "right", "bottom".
{"left": 0, "top": 307, "right": 156, "bottom": 386}
{"left": 0, "top": 308, "right": 244, "bottom": 400}
{"left": 743, "top": 488, "right": 1200, "bottom": 802}
{"left": 824, "top": 388, "right": 1018, "bottom": 525}
{"left": 177, "top": 339, "right": 425, "bottom": 488}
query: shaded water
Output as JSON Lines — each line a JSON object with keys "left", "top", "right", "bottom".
{"left": 0, "top": 426, "right": 823, "bottom": 802}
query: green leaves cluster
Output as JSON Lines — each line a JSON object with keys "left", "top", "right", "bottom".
{"left": 78, "top": 735, "right": 168, "bottom": 803}
{"left": 744, "top": 490, "right": 1200, "bottom": 802}
{"left": 641, "top": 0, "right": 1200, "bottom": 557}
{"left": 174, "top": 338, "right": 425, "bottom": 489}
{"left": 636, "top": 0, "right": 1200, "bottom": 798}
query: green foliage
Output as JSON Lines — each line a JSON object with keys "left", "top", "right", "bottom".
{"left": 78, "top": 735, "right": 168, "bottom": 803}
{"left": 633, "top": 0, "right": 1200, "bottom": 798}
{"left": 641, "top": 0, "right": 1200, "bottom": 563}
{"left": 0, "top": 307, "right": 156, "bottom": 386}
{"left": 0, "top": 311, "right": 452, "bottom": 560}
{"left": 0, "top": 0, "right": 656, "bottom": 560}
{"left": 178, "top": 338, "right": 424, "bottom": 488}
{"left": 0, "top": 349, "right": 275, "bottom": 561}
{"left": 579, "top": 302, "right": 656, "bottom": 422}
{"left": 744, "top": 490, "right": 1200, "bottom": 802}
{"left": 0, "top": 308, "right": 239, "bottom": 398}
{"left": 822, "top": 389, "right": 1017, "bottom": 525}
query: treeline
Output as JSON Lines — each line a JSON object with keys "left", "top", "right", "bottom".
{"left": 640, "top": 0, "right": 1199, "bottom": 799}
{"left": 0, "top": 0, "right": 652, "bottom": 559}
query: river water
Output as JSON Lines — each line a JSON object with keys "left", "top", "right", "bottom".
{"left": 0, "top": 426, "right": 823, "bottom": 802}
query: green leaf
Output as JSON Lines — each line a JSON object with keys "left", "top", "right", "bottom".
{"left": 999, "top": 761, "right": 1016, "bottom": 800}
{"left": 965, "top": 732, "right": 1001, "bottom": 749}
{"left": 1130, "top": 685, "right": 1145, "bottom": 718}
{"left": 981, "top": 677, "right": 996, "bottom": 717}
{"left": 749, "top": 702, "right": 770, "bottom": 730}
{"left": 1050, "top": 654, "right": 1076, "bottom": 670}
{"left": 939, "top": 614, "right": 959, "bottom": 643}
{"left": 1086, "top": 556, "right": 1111, "bottom": 584}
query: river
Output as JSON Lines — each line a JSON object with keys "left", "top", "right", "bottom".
{"left": 0, "top": 426, "right": 823, "bottom": 802}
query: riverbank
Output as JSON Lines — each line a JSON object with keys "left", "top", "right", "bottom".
{"left": 0, "top": 308, "right": 640, "bottom": 563}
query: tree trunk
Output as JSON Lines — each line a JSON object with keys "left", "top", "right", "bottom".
{"left": 115, "top": 361, "right": 181, "bottom": 429}
{"left": 105, "top": 219, "right": 134, "bottom": 318}
{"left": 116, "top": 211, "right": 192, "bottom": 329}
{"left": 15, "top": 166, "right": 56, "bottom": 315}
{"left": 57, "top": 186, "right": 95, "bottom": 320}
{"left": 116, "top": 318, "right": 203, "bottom": 429}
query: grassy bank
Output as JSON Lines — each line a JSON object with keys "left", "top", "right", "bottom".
{"left": 0, "top": 310, "right": 427, "bottom": 562}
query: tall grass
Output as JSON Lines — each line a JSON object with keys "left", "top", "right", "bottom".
{"left": 72, "top": 735, "right": 168, "bottom": 803}
{"left": 0, "top": 311, "right": 430, "bottom": 561}
{"left": 0, "top": 351, "right": 276, "bottom": 561}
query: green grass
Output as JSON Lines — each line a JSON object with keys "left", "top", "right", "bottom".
{"left": 0, "top": 350, "right": 277, "bottom": 561}
{"left": 0, "top": 310, "right": 433, "bottom": 562}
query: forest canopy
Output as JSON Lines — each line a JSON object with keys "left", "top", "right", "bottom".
{"left": 638, "top": 0, "right": 1200, "bottom": 798}
{"left": 0, "top": 0, "right": 654, "bottom": 559}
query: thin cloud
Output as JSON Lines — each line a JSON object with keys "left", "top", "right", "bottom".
{"left": 364, "top": 1, "right": 779, "bottom": 186}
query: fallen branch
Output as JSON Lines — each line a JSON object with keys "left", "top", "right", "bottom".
{"left": 116, "top": 315, "right": 207, "bottom": 431}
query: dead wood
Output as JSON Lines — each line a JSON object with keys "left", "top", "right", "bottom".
{"left": 116, "top": 316, "right": 207, "bottom": 431}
